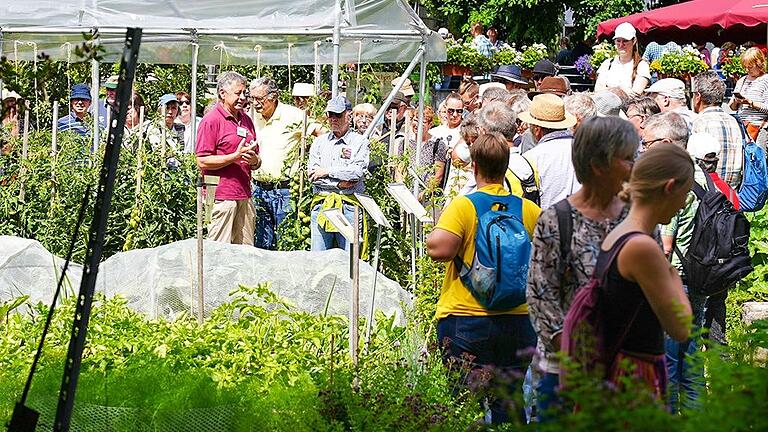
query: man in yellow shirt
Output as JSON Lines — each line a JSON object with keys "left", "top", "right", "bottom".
{"left": 426, "top": 131, "right": 541, "bottom": 425}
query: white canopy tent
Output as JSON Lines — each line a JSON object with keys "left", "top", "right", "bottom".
{"left": 0, "top": 0, "right": 444, "bottom": 192}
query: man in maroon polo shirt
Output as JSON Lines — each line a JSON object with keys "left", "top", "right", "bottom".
{"left": 196, "top": 71, "right": 261, "bottom": 245}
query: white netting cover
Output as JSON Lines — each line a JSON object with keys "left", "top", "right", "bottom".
{"left": 0, "top": 236, "right": 411, "bottom": 324}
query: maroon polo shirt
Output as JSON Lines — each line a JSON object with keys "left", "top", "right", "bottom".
{"left": 196, "top": 103, "right": 257, "bottom": 200}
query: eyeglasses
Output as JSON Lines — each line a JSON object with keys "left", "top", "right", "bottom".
{"left": 641, "top": 137, "right": 666, "bottom": 149}
{"left": 447, "top": 108, "right": 464, "bottom": 116}
{"left": 179, "top": 100, "right": 191, "bottom": 106}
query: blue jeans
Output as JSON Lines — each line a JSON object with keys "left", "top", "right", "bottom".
{"left": 536, "top": 372, "right": 562, "bottom": 423}
{"left": 310, "top": 203, "right": 360, "bottom": 252}
{"left": 437, "top": 314, "right": 536, "bottom": 425}
{"left": 666, "top": 286, "right": 707, "bottom": 413}
{"left": 252, "top": 185, "right": 291, "bottom": 249}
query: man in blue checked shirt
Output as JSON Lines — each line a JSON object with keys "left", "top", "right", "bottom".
{"left": 470, "top": 22, "right": 494, "bottom": 58}
{"left": 57, "top": 83, "right": 94, "bottom": 137}
{"left": 308, "top": 95, "right": 370, "bottom": 252}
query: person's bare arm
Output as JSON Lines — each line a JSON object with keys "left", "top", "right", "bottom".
{"left": 426, "top": 228, "right": 461, "bottom": 262}
{"left": 618, "top": 235, "right": 692, "bottom": 342}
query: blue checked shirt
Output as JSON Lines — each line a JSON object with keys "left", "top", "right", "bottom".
{"left": 472, "top": 35, "right": 495, "bottom": 58}
{"left": 308, "top": 128, "right": 370, "bottom": 195}
{"left": 691, "top": 107, "right": 744, "bottom": 189}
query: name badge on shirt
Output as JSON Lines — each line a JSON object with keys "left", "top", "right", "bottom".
{"left": 341, "top": 146, "right": 352, "bottom": 159}
{"left": 237, "top": 127, "right": 248, "bottom": 138}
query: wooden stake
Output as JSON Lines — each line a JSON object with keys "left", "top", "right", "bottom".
{"left": 350, "top": 206, "right": 360, "bottom": 367}
{"left": 19, "top": 101, "right": 31, "bottom": 203}
{"left": 50, "top": 101, "right": 59, "bottom": 209}
{"left": 196, "top": 176, "right": 205, "bottom": 324}
{"left": 298, "top": 109, "right": 308, "bottom": 213}
{"left": 135, "top": 106, "right": 145, "bottom": 207}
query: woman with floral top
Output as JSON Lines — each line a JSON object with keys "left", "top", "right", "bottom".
{"left": 526, "top": 116, "right": 639, "bottom": 421}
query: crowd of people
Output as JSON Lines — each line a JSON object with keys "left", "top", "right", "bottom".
{"left": 1, "top": 19, "right": 763, "bottom": 426}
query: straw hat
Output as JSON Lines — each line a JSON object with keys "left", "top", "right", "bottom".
{"left": 2, "top": 88, "right": 22, "bottom": 101}
{"left": 391, "top": 77, "right": 415, "bottom": 97}
{"left": 518, "top": 94, "right": 576, "bottom": 129}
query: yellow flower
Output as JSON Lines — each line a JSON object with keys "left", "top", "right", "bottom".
{"left": 650, "top": 60, "right": 662, "bottom": 72}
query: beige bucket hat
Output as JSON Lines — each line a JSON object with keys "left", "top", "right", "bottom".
{"left": 518, "top": 93, "right": 577, "bottom": 129}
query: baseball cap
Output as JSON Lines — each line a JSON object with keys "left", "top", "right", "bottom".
{"left": 70, "top": 83, "right": 92, "bottom": 101}
{"left": 158, "top": 93, "right": 178, "bottom": 108}
{"left": 644, "top": 78, "right": 686, "bottom": 99}
{"left": 613, "top": 22, "right": 637, "bottom": 40}
{"left": 326, "top": 95, "right": 352, "bottom": 113}
{"left": 104, "top": 75, "right": 119, "bottom": 89}
{"left": 688, "top": 132, "right": 721, "bottom": 160}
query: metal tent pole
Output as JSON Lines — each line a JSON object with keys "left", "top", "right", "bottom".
{"left": 331, "top": 1, "right": 342, "bottom": 97}
{"left": 413, "top": 43, "right": 427, "bottom": 196}
{"left": 362, "top": 47, "right": 425, "bottom": 139}
{"left": 191, "top": 37, "right": 199, "bottom": 153}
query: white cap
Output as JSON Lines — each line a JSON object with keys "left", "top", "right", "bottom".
{"left": 688, "top": 132, "right": 721, "bottom": 160}
{"left": 644, "top": 78, "right": 686, "bottom": 100}
{"left": 292, "top": 82, "right": 315, "bottom": 97}
{"left": 479, "top": 82, "right": 505, "bottom": 97}
{"left": 437, "top": 27, "right": 449, "bottom": 37}
{"left": 613, "top": 22, "right": 637, "bottom": 40}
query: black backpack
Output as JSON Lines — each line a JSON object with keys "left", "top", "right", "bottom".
{"left": 675, "top": 171, "right": 753, "bottom": 296}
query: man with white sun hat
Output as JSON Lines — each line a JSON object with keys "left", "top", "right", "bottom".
{"left": 520, "top": 94, "right": 579, "bottom": 209}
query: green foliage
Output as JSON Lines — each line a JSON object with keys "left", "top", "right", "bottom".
{"left": 0, "top": 286, "right": 483, "bottom": 430}
{"left": 422, "top": 0, "right": 573, "bottom": 47}
{"left": 445, "top": 41, "right": 494, "bottom": 72}
{"left": 570, "top": 0, "right": 646, "bottom": 42}
{"left": 649, "top": 46, "right": 709, "bottom": 76}
{"left": 0, "top": 131, "right": 198, "bottom": 262}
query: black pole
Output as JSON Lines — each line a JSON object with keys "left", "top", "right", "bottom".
{"left": 52, "top": 28, "right": 142, "bottom": 432}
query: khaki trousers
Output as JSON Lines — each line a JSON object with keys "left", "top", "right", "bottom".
{"left": 207, "top": 199, "right": 255, "bottom": 245}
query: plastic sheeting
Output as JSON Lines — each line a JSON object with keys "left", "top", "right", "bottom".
{"left": 0, "top": 236, "right": 412, "bottom": 324}
{"left": 0, "top": 0, "right": 446, "bottom": 64}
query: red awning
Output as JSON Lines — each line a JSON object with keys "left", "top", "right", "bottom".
{"left": 597, "top": 0, "right": 768, "bottom": 45}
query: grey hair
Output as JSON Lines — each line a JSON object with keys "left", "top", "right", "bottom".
{"left": 564, "top": 93, "right": 597, "bottom": 122}
{"left": 508, "top": 94, "right": 531, "bottom": 117}
{"left": 572, "top": 116, "right": 639, "bottom": 184}
{"left": 216, "top": 71, "right": 247, "bottom": 99}
{"left": 482, "top": 87, "right": 512, "bottom": 105}
{"left": 644, "top": 112, "right": 689, "bottom": 148}
{"left": 476, "top": 101, "right": 517, "bottom": 141}
{"left": 692, "top": 71, "right": 726, "bottom": 106}
{"left": 250, "top": 77, "right": 280, "bottom": 95}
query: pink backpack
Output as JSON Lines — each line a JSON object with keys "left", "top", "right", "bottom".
{"left": 561, "top": 232, "right": 643, "bottom": 379}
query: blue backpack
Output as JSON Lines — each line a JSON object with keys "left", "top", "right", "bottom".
{"left": 453, "top": 192, "right": 532, "bottom": 310}
{"left": 733, "top": 114, "right": 768, "bottom": 212}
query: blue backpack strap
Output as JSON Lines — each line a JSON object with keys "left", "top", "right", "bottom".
{"left": 466, "top": 191, "right": 522, "bottom": 218}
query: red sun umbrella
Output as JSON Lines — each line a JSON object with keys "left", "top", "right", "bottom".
{"left": 597, "top": 0, "right": 768, "bottom": 45}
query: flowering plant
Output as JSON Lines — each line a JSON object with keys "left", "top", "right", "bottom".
{"left": 653, "top": 45, "right": 709, "bottom": 76}
{"left": 492, "top": 45, "right": 522, "bottom": 67}
{"left": 518, "top": 43, "right": 548, "bottom": 69}
{"left": 721, "top": 49, "right": 747, "bottom": 76}
{"left": 590, "top": 41, "right": 617, "bottom": 69}
{"left": 574, "top": 55, "right": 593, "bottom": 77}
{"left": 445, "top": 40, "right": 493, "bottom": 72}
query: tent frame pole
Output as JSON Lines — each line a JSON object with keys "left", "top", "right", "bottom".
{"left": 331, "top": 1, "right": 342, "bottom": 98}
{"left": 413, "top": 42, "right": 427, "bottom": 196}
{"left": 362, "top": 47, "right": 424, "bottom": 139}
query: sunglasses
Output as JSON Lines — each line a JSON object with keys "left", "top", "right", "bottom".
{"left": 179, "top": 100, "right": 191, "bottom": 106}
{"left": 447, "top": 108, "right": 464, "bottom": 115}
{"left": 641, "top": 137, "right": 665, "bottom": 149}
{"left": 328, "top": 112, "right": 346, "bottom": 118}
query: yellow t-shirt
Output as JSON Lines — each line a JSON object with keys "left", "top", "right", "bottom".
{"left": 434, "top": 184, "right": 541, "bottom": 320}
